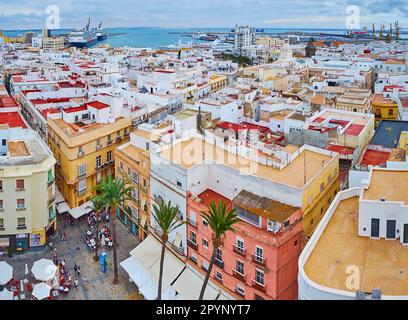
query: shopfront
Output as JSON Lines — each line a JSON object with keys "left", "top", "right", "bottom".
{"left": 15, "top": 233, "right": 29, "bottom": 253}
{"left": 30, "top": 228, "right": 46, "bottom": 247}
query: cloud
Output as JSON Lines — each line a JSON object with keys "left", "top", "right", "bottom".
{"left": 0, "top": 0, "right": 406, "bottom": 29}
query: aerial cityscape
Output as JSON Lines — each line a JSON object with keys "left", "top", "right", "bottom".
{"left": 1, "top": 0, "right": 408, "bottom": 305}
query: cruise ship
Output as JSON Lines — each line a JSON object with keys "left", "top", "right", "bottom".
{"left": 68, "top": 17, "right": 98, "bottom": 48}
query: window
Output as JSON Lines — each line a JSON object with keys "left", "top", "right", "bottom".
{"left": 96, "top": 155, "right": 102, "bottom": 168}
{"left": 328, "top": 174, "right": 332, "bottom": 183}
{"left": 127, "top": 167, "right": 131, "bottom": 176}
{"left": 202, "top": 238, "right": 209, "bottom": 249}
{"left": 17, "top": 217, "right": 26, "bottom": 228}
{"left": 0, "top": 218, "right": 3, "bottom": 229}
{"left": 201, "top": 260, "right": 209, "bottom": 271}
{"left": 16, "top": 179, "right": 24, "bottom": 190}
{"left": 389, "top": 109, "right": 394, "bottom": 116}
{"left": 255, "top": 246, "right": 264, "bottom": 261}
{"left": 236, "top": 237, "right": 244, "bottom": 252}
{"left": 0, "top": 200, "right": 3, "bottom": 210}
{"left": 145, "top": 142, "right": 150, "bottom": 151}
{"left": 1, "top": 139, "right": 6, "bottom": 146}
{"left": 190, "top": 252, "right": 198, "bottom": 263}
{"left": 176, "top": 180, "right": 182, "bottom": 187}
{"left": 17, "top": 199, "right": 25, "bottom": 209}
{"left": 216, "top": 248, "right": 222, "bottom": 262}
{"left": 320, "top": 182, "right": 325, "bottom": 192}
{"left": 236, "top": 207, "right": 261, "bottom": 227}
{"left": 78, "top": 146, "right": 83, "bottom": 153}
{"left": 132, "top": 171, "right": 138, "bottom": 183}
{"left": 107, "top": 134, "right": 112, "bottom": 143}
{"left": 190, "top": 231, "right": 196, "bottom": 244}
{"left": 255, "top": 269, "right": 265, "bottom": 285}
{"left": 202, "top": 219, "right": 209, "bottom": 227}
{"left": 236, "top": 283, "right": 245, "bottom": 296}
{"left": 267, "top": 219, "right": 281, "bottom": 233}
{"left": 283, "top": 219, "right": 290, "bottom": 228}
{"left": 119, "top": 161, "right": 123, "bottom": 172}
{"left": 78, "top": 163, "right": 86, "bottom": 177}
{"left": 0, "top": 180, "right": 2, "bottom": 191}
{"left": 107, "top": 151, "right": 112, "bottom": 162}
{"left": 236, "top": 260, "right": 245, "bottom": 275}
{"left": 215, "top": 271, "right": 223, "bottom": 281}
{"left": 78, "top": 180, "right": 87, "bottom": 192}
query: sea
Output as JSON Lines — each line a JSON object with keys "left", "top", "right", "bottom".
{"left": 2, "top": 27, "right": 366, "bottom": 48}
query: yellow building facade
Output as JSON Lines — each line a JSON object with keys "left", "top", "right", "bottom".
{"left": 47, "top": 116, "right": 132, "bottom": 208}
{"left": 371, "top": 93, "right": 399, "bottom": 127}
{"left": 115, "top": 130, "right": 151, "bottom": 240}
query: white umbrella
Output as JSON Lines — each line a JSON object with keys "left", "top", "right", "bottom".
{"left": 24, "top": 264, "right": 29, "bottom": 276}
{"left": 31, "top": 259, "right": 57, "bottom": 282}
{"left": 0, "top": 288, "right": 13, "bottom": 300}
{"left": 32, "top": 282, "right": 51, "bottom": 300}
{"left": 0, "top": 261, "right": 13, "bottom": 285}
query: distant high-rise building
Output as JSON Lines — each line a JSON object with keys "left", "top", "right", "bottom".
{"left": 233, "top": 25, "right": 256, "bottom": 56}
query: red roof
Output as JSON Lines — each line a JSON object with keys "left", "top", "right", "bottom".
{"left": 86, "top": 101, "right": 109, "bottom": 110}
{"left": 326, "top": 144, "right": 355, "bottom": 155}
{"left": 11, "top": 76, "right": 49, "bottom": 83}
{"left": 0, "top": 112, "right": 27, "bottom": 128}
{"left": 197, "top": 189, "right": 232, "bottom": 209}
{"left": 30, "top": 97, "right": 71, "bottom": 105}
{"left": 63, "top": 105, "right": 88, "bottom": 114}
{"left": 40, "top": 108, "right": 60, "bottom": 119}
{"left": 21, "top": 89, "right": 41, "bottom": 96}
{"left": 58, "top": 81, "right": 86, "bottom": 89}
{"left": 0, "top": 96, "right": 18, "bottom": 108}
{"left": 361, "top": 149, "right": 390, "bottom": 166}
{"left": 344, "top": 124, "right": 364, "bottom": 136}
{"left": 217, "top": 121, "right": 270, "bottom": 133}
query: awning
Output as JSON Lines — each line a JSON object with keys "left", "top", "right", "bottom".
{"left": 120, "top": 256, "right": 152, "bottom": 289}
{"left": 55, "top": 188, "right": 65, "bottom": 204}
{"left": 149, "top": 250, "right": 185, "bottom": 288}
{"left": 0, "top": 238, "right": 9, "bottom": 247}
{"left": 129, "top": 234, "right": 162, "bottom": 269}
{"left": 172, "top": 266, "right": 221, "bottom": 300}
{"left": 68, "top": 201, "right": 93, "bottom": 219}
{"left": 57, "top": 202, "right": 70, "bottom": 214}
{"left": 32, "top": 282, "right": 51, "bottom": 300}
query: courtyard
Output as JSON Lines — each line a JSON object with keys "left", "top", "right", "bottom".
{"left": 1, "top": 213, "right": 143, "bottom": 300}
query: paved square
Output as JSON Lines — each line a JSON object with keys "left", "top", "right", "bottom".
{"left": 1, "top": 213, "right": 143, "bottom": 300}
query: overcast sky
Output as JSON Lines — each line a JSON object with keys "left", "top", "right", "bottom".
{"left": 1, "top": 0, "right": 407, "bottom": 30}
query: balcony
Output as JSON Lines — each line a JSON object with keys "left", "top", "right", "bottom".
{"left": 124, "top": 131, "right": 130, "bottom": 138}
{"left": 116, "top": 136, "right": 122, "bottom": 143}
{"left": 252, "top": 253, "right": 266, "bottom": 267}
{"left": 176, "top": 211, "right": 183, "bottom": 221}
{"left": 235, "top": 287, "right": 245, "bottom": 298}
{"left": 153, "top": 194, "right": 164, "bottom": 204}
{"left": 214, "top": 258, "right": 224, "bottom": 269}
{"left": 77, "top": 189, "right": 87, "bottom": 197}
{"left": 95, "top": 164, "right": 104, "bottom": 172}
{"left": 107, "top": 139, "right": 113, "bottom": 146}
{"left": 96, "top": 144, "right": 102, "bottom": 151}
{"left": 233, "top": 244, "right": 246, "bottom": 257}
{"left": 232, "top": 269, "right": 246, "bottom": 282}
{"left": 77, "top": 150, "right": 85, "bottom": 158}
{"left": 187, "top": 239, "right": 198, "bottom": 250}
{"left": 16, "top": 206, "right": 26, "bottom": 211}
{"left": 77, "top": 172, "right": 87, "bottom": 180}
{"left": 251, "top": 278, "right": 266, "bottom": 293}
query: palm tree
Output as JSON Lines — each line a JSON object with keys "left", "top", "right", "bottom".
{"left": 152, "top": 200, "right": 185, "bottom": 300}
{"left": 86, "top": 195, "right": 107, "bottom": 262}
{"left": 95, "top": 175, "right": 135, "bottom": 285}
{"left": 199, "top": 201, "right": 239, "bottom": 300}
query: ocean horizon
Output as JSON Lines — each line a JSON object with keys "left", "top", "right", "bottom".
{"left": 3, "top": 26, "right": 407, "bottom": 48}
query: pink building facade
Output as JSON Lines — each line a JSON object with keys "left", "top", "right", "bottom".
{"left": 186, "top": 189, "right": 303, "bottom": 300}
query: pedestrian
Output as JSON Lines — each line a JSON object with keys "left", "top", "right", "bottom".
{"left": 49, "top": 242, "right": 53, "bottom": 251}
{"left": 53, "top": 247, "right": 57, "bottom": 258}
{"left": 74, "top": 278, "right": 79, "bottom": 290}
{"left": 63, "top": 232, "right": 66, "bottom": 241}
{"left": 77, "top": 266, "right": 81, "bottom": 277}
{"left": 83, "top": 275, "right": 89, "bottom": 290}
{"left": 106, "top": 214, "right": 109, "bottom": 223}
{"left": 61, "top": 259, "right": 66, "bottom": 268}
{"left": 73, "top": 264, "right": 78, "bottom": 274}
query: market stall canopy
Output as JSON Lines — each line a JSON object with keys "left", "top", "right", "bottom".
{"left": 0, "top": 261, "right": 13, "bottom": 285}
{"left": 0, "top": 288, "right": 13, "bottom": 300}
{"left": 32, "top": 282, "right": 51, "bottom": 300}
{"left": 55, "top": 188, "right": 65, "bottom": 204}
{"left": 68, "top": 200, "right": 93, "bottom": 219}
{"left": 31, "top": 259, "right": 57, "bottom": 282}
{"left": 57, "top": 202, "right": 70, "bottom": 214}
